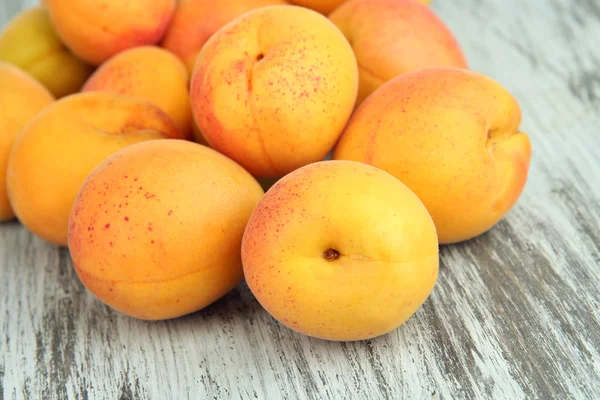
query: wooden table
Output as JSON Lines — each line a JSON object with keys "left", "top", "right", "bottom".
{"left": 2, "top": 0, "right": 599, "bottom": 398}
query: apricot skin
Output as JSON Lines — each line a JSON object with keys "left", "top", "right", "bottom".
{"left": 69, "top": 140, "right": 264, "bottom": 320}
{"left": 290, "top": 0, "right": 347, "bottom": 14}
{"left": 83, "top": 46, "right": 193, "bottom": 140}
{"left": 190, "top": 5, "right": 358, "bottom": 179}
{"left": 290, "top": 0, "right": 431, "bottom": 15}
{"left": 7, "top": 92, "right": 182, "bottom": 246}
{"left": 43, "top": 0, "right": 176, "bottom": 66}
{"left": 330, "top": 0, "right": 467, "bottom": 106}
{"left": 0, "top": 7, "right": 93, "bottom": 98}
{"left": 334, "top": 67, "right": 532, "bottom": 244}
{"left": 242, "top": 160, "right": 439, "bottom": 341}
{"left": 161, "top": 0, "right": 287, "bottom": 75}
{"left": 0, "top": 63, "right": 54, "bottom": 221}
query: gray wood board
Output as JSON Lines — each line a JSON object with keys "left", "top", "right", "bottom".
{"left": 1, "top": 0, "right": 600, "bottom": 398}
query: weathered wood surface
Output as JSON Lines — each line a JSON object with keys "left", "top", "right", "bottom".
{"left": 1, "top": 0, "right": 599, "bottom": 399}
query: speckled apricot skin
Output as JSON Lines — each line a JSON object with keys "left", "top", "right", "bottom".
{"left": 333, "top": 67, "right": 532, "bottom": 244}
{"left": 290, "top": 0, "right": 430, "bottom": 15}
{"left": 161, "top": 0, "right": 288, "bottom": 75}
{"left": 69, "top": 140, "right": 264, "bottom": 320}
{"left": 43, "top": 0, "right": 175, "bottom": 66}
{"left": 7, "top": 92, "right": 182, "bottom": 246}
{"left": 0, "top": 7, "right": 93, "bottom": 98}
{"left": 83, "top": 46, "right": 193, "bottom": 140}
{"left": 330, "top": 0, "right": 467, "bottom": 106}
{"left": 242, "top": 160, "right": 439, "bottom": 341}
{"left": 190, "top": 5, "right": 358, "bottom": 179}
{"left": 0, "top": 63, "right": 54, "bottom": 221}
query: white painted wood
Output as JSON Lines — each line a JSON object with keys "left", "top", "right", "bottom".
{"left": 1, "top": 0, "right": 599, "bottom": 398}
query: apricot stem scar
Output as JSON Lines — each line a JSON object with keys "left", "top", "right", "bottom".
{"left": 256, "top": 53, "right": 265, "bottom": 61}
{"left": 323, "top": 248, "right": 340, "bottom": 261}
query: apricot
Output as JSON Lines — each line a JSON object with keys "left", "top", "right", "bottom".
{"left": 290, "top": 0, "right": 431, "bottom": 15}
{"left": 190, "top": 5, "right": 358, "bottom": 179}
{"left": 0, "top": 63, "right": 54, "bottom": 221}
{"left": 69, "top": 140, "right": 264, "bottom": 320}
{"left": 161, "top": 0, "right": 287, "bottom": 75}
{"left": 43, "top": 0, "right": 176, "bottom": 66}
{"left": 334, "top": 67, "right": 532, "bottom": 244}
{"left": 83, "top": 46, "right": 193, "bottom": 140}
{"left": 290, "top": 0, "right": 345, "bottom": 14}
{"left": 0, "top": 7, "right": 93, "bottom": 98}
{"left": 330, "top": 0, "right": 467, "bottom": 105}
{"left": 7, "top": 92, "right": 182, "bottom": 246}
{"left": 242, "top": 160, "right": 438, "bottom": 341}
{"left": 192, "top": 120, "right": 209, "bottom": 147}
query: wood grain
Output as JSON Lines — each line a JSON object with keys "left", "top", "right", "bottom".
{"left": 1, "top": 0, "right": 599, "bottom": 398}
